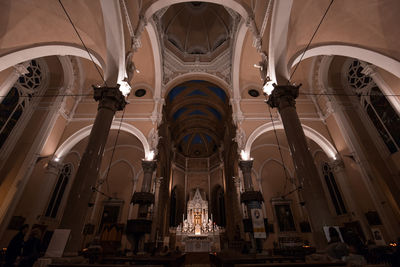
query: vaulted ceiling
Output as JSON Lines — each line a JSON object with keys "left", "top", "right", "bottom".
{"left": 165, "top": 80, "right": 230, "bottom": 158}
{"left": 159, "top": 2, "right": 235, "bottom": 61}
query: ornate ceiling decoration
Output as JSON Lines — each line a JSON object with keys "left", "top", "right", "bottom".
{"left": 153, "top": 2, "right": 241, "bottom": 87}
{"left": 161, "top": 2, "right": 232, "bottom": 56}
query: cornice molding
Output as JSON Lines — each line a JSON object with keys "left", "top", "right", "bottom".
{"left": 163, "top": 47, "right": 232, "bottom": 86}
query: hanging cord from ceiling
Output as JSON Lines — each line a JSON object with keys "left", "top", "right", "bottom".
{"left": 267, "top": 106, "right": 295, "bottom": 196}
{"left": 288, "top": 0, "right": 335, "bottom": 82}
{"left": 103, "top": 106, "right": 127, "bottom": 194}
{"left": 58, "top": 0, "right": 107, "bottom": 87}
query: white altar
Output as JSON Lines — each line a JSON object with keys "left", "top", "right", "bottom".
{"left": 173, "top": 188, "right": 222, "bottom": 252}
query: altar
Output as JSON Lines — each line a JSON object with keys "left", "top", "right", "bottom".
{"left": 172, "top": 188, "right": 222, "bottom": 252}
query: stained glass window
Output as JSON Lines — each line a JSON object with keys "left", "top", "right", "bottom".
{"left": 0, "top": 60, "right": 43, "bottom": 149}
{"left": 347, "top": 60, "right": 400, "bottom": 154}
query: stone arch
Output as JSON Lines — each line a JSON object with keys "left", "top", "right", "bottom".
{"left": 144, "top": 0, "right": 251, "bottom": 21}
{"left": 244, "top": 122, "right": 338, "bottom": 160}
{"left": 54, "top": 122, "right": 150, "bottom": 161}
{"left": 163, "top": 72, "right": 231, "bottom": 99}
{"left": 289, "top": 44, "right": 400, "bottom": 79}
{"left": 0, "top": 44, "right": 105, "bottom": 72}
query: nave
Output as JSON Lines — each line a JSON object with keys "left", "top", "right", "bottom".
{"left": 1, "top": 0, "right": 400, "bottom": 267}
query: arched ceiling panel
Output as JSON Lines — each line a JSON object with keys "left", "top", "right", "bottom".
{"left": 287, "top": 0, "right": 400, "bottom": 67}
{"left": 0, "top": 0, "right": 106, "bottom": 63}
{"left": 165, "top": 80, "right": 230, "bottom": 157}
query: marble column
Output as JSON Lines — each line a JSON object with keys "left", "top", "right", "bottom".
{"left": 138, "top": 160, "right": 157, "bottom": 218}
{"left": 239, "top": 160, "right": 263, "bottom": 252}
{"left": 329, "top": 159, "right": 371, "bottom": 240}
{"left": 60, "top": 86, "right": 126, "bottom": 252}
{"left": 151, "top": 177, "right": 163, "bottom": 241}
{"left": 128, "top": 160, "right": 156, "bottom": 253}
{"left": 267, "top": 85, "right": 333, "bottom": 248}
{"left": 239, "top": 160, "right": 254, "bottom": 192}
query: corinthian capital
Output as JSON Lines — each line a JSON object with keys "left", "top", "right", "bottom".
{"left": 266, "top": 84, "right": 301, "bottom": 111}
{"left": 330, "top": 159, "right": 345, "bottom": 172}
{"left": 93, "top": 85, "right": 127, "bottom": 112}
{"left": 239, "top": 160, "right": 253, "bottom": 174}
{"left": 142, "top": 160, "right": 157, "bottom": 173}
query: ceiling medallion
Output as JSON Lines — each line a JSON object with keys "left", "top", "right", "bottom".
{"left": 134, "top": 88, "right": 146, "bottom": 97}
{"left": 248, "top": 89, "right": 260, "bottom": 97}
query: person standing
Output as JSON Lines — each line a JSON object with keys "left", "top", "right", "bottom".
{"left": 4, "top": 224, "right": 29, "bottom": 267}
{"left": 18, "top": 228, "right": 41, "bottom": 267}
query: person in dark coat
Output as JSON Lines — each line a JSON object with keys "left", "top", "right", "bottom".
{"left": 4, "top": 224, "right": 29, "bottom": 267}
{"left": 18, "top": 228, "right": 41, "bottom": 267}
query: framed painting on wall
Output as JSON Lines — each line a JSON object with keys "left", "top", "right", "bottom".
{"left": 272, "top": 199, "right": 296, "bottom": 232}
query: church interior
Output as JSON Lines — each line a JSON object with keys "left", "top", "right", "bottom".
{"left": 1, "top": 0, "right": 400, "bottom": 266}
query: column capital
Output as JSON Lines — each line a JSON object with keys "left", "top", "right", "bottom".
{"left": 93, "top": 85, "right": 127, "bottom": 112}
{"left": 239, "top": 160, "right": 253, "bottom": 173}
{"left": 266, "top": 84, "right": 301, "bottom": 111}
{"left": 142, "top": 160, "right": 157, "bottom": 173}
{"left": 46, "top": 160, "right": 62, "bottom": 174}
{"left": 330, "top": 159, "right": 345, "bottom": 172}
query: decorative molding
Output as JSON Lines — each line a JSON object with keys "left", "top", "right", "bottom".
{"left": 162, "top": 47, "right": 232, "bottom": 86}
{"left": 132, "top": 15, "right": 148, "bottom": 51}
{"left": 234, "top": 126, "right": 246, "bottom": 152}
{"left": 260, "top": 0, "right": 273, "bottom": 38}
{"left": 0, "top": 58, "right": 50, "bottom": 169}
{"left": 148, "top": 128, "right": 160, "bottom": 154}
{"left": 120, "top": 0, "right": 136, "bottom": 40}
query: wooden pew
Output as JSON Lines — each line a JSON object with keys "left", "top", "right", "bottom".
{"left": 49, "top": 254, "right": 185, "bottom": 267}
{"left": 101, "top": 254, "right": 186, "bottom": 267}
{"left": 209, "top": 254, "right": 346, "bottom": 267}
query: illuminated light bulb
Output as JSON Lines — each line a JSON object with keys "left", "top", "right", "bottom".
{"left": 146, "top": 150, "right": 155, "bottom": 161}
{"left": 240, "top": 150, "right": 249, "bottom": 161}
{"left": 263, "top": 80, "right": 275, "bottom": 95}
{"left": 119, "top": 81, "right": 131, "bottom": 96}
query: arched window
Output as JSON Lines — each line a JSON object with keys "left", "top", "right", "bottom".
{"left": 45, "top": 163, "right": 73, "bottom": 218}
{"left": 0, "top": 60, "right": 44, "bottom": 149}
{"left": 322, "top": 163, "right": 346, "bottom": 215}
{"left": 346, "top": 60, "right": 400, "bottom": 154}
